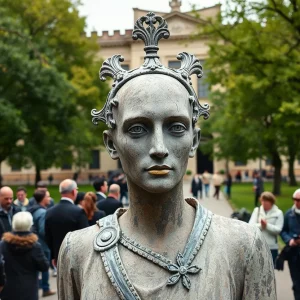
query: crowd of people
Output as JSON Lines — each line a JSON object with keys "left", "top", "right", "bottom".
{"left": 0, "top": 173, "right": 299, "bottom": 299}
{"left": 191, "top": 171, "right": 300, "bottom": 299}
{"left": 191, "top": 170, "right": 232, "bottom": 200}
{"left": 0, "top": 175, "right": 125, "bottom": 299}
{"left": 249, "top": 189, "right": 300, "bottom": 300}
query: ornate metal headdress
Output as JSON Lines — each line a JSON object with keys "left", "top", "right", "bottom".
{"left": 91, "top": 12, "right": 209, "bottom": 128}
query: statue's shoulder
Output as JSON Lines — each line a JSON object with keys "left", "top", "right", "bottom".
{"left": 209, "top": 214, "right": 261, "bottom": 252}
{"left": 63, "top": 224, "right": 100, "bottom": 256}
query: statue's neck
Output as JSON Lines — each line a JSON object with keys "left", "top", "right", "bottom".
{"left": 119, "top": 179, "right": 195, "bottom": 251}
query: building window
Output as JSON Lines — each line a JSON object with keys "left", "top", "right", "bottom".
{"left": 121, "top": 64, "right": 129, "bottom": 71}
{"left": 197, "top": 60, "right": 209, "bottom": 98}
{"left": 11, "top": 165, "right": 21, "bottom": 171}
{"left": 265, "top": 158, "right": 272, "bottom": 166}
{"left": 234, "top": 161, "right": 247, "bottom": 166}
{"left": 90, "top": 150, "right": 100, "bottom": 169}
{"left": 61, "top": 163, "right": 72, "bottom": 170}
{"left": 168, "top": 61, "right": 181, "bottom": 69}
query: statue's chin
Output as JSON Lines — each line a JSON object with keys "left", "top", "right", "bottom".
{"left": 132, "top": 176, "right": 184, "bottom": 194}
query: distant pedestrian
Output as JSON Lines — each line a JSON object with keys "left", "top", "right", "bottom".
{"left": 191, "top": 174, "right": 202, "bottom": 200}
{"left": 82, "top": 192, "right": 106, "bottom": 226}
{"left": 28, "top": 190, "right": 56, "bottom": 297}
{"left": 235, "top": 171, "right": 242, "bottom": 182}
{"left": 93, "top": 178, "right": 108, "bottom": 203}
{"left": 281, "top": 188, "right": 300, "bottom": 300}
{"left": 45, "top": 179, "right": 89, "bottom": 267}
{"left": 249, "top": 192, "right": 283, "bottom": 265}
{"left": 0, "top": 212, "right": 49, "bottom": 300}
{"left": 224, "top": 173, "right": 232, "bottom": 199}
{"left": 202, "top": 170, "right": 211, "bottom": 198}
{"left": 88, "top": 174, "right": 93, "bottom": 184}
{"left": 28, "top": 181, "right": 54, "bottom": 209}
{"left": 73, "top": 171, "right": 79, "bottom": 183}
{"left": 0, "top": 186, "right": 20, "bottom": 239}
{"left": 118, "top": 173, "right": 129, "bottom": 206}
{"left": 13, "top": 187, "right": 30, "bottom": 211}
{"left": 47, "top": 174, "right": 54, "bottom": 185}
{"left": 97, "top": 184, "right": 123, "bottom": 216}
{"left": 253, "top": 172, "right": 264, "bottom": 207}
{"left": 212, "top": 171, "right": 223, "bottom": 200}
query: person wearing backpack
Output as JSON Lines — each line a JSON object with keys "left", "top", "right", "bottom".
{"left": 28, "top": 190, "right": 56, "bottom": 297}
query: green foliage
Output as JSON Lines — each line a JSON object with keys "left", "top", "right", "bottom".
{"left": 194, "top": 0, "right": 300, "bottom": 194}
{"left": 0, "top": 99, "right": 26, "bottom": 164}
{"left": 0, "top": 1, "right": 109, "bottom": 182}
{"left": 186, "top": 169, "right": 192, "bottom": 176}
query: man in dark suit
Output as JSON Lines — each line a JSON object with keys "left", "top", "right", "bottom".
{"left": 93, "top": 178, "right": 108, "bottom": 206}
{"left": 45, "top": 179, "right": 88, "bottom": 266}
{"left": 97, "top": 184, "right": 123, "bottom": 216}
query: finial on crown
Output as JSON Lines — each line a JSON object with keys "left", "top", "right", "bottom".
{"left": 132, "top": 12, "right": 170, "bottom": 70}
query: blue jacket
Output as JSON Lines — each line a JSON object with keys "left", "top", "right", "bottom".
{"left": 280, "top": 207, "right": 300, "bottom": 245}
{"left": 28, "top": 205, "right": 49, "bottom": 253}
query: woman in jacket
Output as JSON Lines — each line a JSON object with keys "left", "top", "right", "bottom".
{"left": 249, "top": 191, "right": 284, "bottom": 265}
{"left": 0, "top": 211, "right": 49, "bottom": 300}
{"left": 82, "top": 192, "right": 106, "bottom": 226}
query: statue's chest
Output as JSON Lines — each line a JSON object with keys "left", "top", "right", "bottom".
{"left": 81, "top": 243, "right": 243, "bottom": 300}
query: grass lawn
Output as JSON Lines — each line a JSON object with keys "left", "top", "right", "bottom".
{"left": 229, "top": 182, "right": 299, "bottom": 214}
{"left": 12, "top": 184, "right": 96, "bottom": 203}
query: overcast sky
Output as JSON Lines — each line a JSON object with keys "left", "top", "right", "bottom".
{"left": 79, "top": 0, "right": 220, "bottom": 35}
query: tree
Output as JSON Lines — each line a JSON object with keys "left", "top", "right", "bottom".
{"left": 0, "top": 1, "right": 109, "bottom": 184}
{"left": 194, "top": 0, "right": 300, "bottom": 194}
{"left": 0, "top": 99, "right": 26, "bottom": 186}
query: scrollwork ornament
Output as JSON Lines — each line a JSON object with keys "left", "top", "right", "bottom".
{"left": 177, "top": 52, "right": 203, "bottom": 84}
{"left": 100, "top": 55, "right": 128, "bottom": 86}
{"left": 132, "top": 12, "right": 170, "bottom": 49}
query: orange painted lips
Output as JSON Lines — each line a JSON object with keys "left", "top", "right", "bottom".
{"left": 147, "top": 165, "right": 172, "bottom": 175}
{"left": 148, "top": 170, "right": 170, "bottom": 175}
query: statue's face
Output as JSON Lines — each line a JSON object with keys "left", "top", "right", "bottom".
{"left": 104, "top": 74, "right": 200, "bottom": 193}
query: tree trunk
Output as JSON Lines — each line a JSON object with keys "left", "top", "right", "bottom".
{"left": 288, "top": 155, "right": 297, "bottom": 186}
{"left": 272, "top": 151, "right": 282, "bottom": 196}
{"left": 225, "top": 159, "right": 229, "bottom": 175}
{"left": 35, "top": 164, "right": 41, "bottom": 187}
{"left": 287, "top": 137, "right": 298, "bottom": 186}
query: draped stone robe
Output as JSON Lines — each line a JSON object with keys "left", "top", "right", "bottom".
{"left": 58, "top": 203, "right": 276, "bottom": 300}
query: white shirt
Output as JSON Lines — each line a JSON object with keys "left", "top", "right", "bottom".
{"left": 61, "top": 197, "right": 74, "bottom": 205}
{"left": 96, "top": 192, "right": 107, "bottom": 199}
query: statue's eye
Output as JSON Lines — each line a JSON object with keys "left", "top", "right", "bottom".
{"left": 128, "top": 125, "right": 147, "bottom": 134}
{"left": 169, "top": 123, "right": 186, "bottom": 133}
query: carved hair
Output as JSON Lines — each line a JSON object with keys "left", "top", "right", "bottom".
{"left": 91, "top": 12, "right": 209, "bottom": 129}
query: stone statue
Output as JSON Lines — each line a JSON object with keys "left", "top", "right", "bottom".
{"left": 58, "top": 12, "right": 276, "bottom": 299}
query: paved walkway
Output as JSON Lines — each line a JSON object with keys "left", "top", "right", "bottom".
{"left": 40, "top": 181, "right": 293, "bottom": 300}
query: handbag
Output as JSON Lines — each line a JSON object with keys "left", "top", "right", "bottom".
{"left": 275, "top": 246, "right": 292, "bottom": 271}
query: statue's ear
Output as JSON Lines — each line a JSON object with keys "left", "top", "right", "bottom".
{"left": 189, "top": 128, "right": 201, "bottom": 158}
{"left": 103, "top": 130, "right": 119, "bottom": 160}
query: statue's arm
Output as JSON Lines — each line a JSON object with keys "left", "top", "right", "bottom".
{"left": 57, "top": 232, "right": 80, "bottom": 300}
{"left": 242, "top": 228, "right": 277, "bottom": 299}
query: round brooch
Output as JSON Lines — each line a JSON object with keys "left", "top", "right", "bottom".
{"left": 94, "top": 226, "right": 120, "bottom": 252}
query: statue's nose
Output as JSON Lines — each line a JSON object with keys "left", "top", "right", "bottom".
{"left": 149, "top": 128, "right": 169, "bottom": 159}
